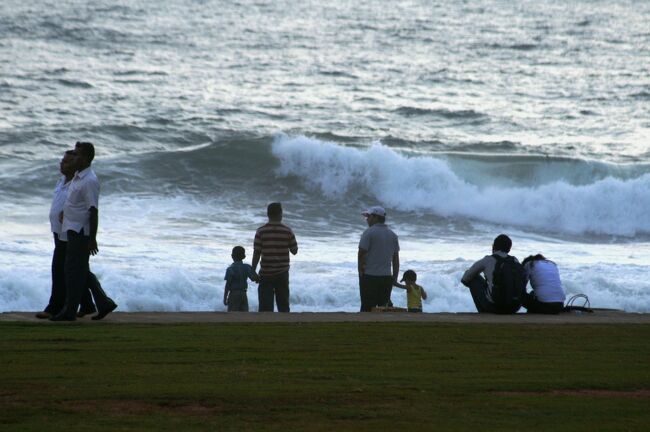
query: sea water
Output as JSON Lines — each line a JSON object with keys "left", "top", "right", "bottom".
{"left": 1, "top": 0, "right": 649, "bottom": 312}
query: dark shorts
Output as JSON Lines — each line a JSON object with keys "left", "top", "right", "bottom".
{"left": 227, "top": 290, "right": 249, "bottom": 312}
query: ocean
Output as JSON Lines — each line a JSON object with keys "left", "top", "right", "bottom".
{"left": 1, "top": 0, "right": 649, "bottom": 313}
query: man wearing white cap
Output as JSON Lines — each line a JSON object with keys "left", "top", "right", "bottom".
{"left": 358, "top": 206, "right": 400, "bottom": 312}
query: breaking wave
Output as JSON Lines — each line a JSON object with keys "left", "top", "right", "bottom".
{"left": 272, "top": 135, "right": 650, "bottom": 237}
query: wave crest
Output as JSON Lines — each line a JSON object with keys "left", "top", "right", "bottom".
{"left": 272, "top": 135, "right": 650, "bottom": 236}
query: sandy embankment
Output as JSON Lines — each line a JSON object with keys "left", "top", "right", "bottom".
{"left": 1, "top": 310, "right": 649, "bottom": 324}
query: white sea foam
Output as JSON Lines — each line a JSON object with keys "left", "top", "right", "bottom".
{"left": 272, "top": 135, "right": 650, "bottom": 236}
{"left": 3, "top": 257, "right": 649, "bottom": 313}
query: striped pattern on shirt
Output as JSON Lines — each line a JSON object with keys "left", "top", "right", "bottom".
{"left": 254, "top": 222, "right": 298, "bottom": 277}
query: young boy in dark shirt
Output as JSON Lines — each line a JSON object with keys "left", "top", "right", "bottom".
{"left": 223, "top": 246, "right": 258, "bottom": 312}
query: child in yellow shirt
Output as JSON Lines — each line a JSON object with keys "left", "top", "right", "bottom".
{"left": 396, "top": 270, "right": 427, "bottom": 313}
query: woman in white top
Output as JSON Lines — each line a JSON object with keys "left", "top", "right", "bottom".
{"left": 522, "top": 254, "right": 566, "bottom": 314}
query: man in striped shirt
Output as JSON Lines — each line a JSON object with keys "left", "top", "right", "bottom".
{"left": 252, "top": 202, "right": 298, "bottom": 312}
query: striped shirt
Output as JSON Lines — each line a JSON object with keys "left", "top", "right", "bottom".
{"left": 254, "top": 222, "right": 298, "bottom": 277}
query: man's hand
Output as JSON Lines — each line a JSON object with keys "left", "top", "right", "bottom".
{"left": 223, "top": 294, "right": 229, "bottom": 306}
{"left": 89, "top": 238, "right": 99, "bottom": 256}
{"left": 58, "top": 211, "right": 64, "bottom": 223}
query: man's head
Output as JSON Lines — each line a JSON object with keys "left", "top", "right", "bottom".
{"left": 74, "top": 141, "right": 95, "bottom": 170}
{"left": 400, "top": 269, "right": 417, "bottom": 284}
{"left": 59, "top": 150, "right": 76, "bottom": 177}
{"left": 492, "top": 234, "right": 512, "bottom": 254}
{"left": 267, "top": 202, "right": 283, "bottom": 222}
{"left": 231, "top": 246, "right": 246, "bottom": 262}
{"left": 362, "top": 206, "right": 386, "bottom": 226}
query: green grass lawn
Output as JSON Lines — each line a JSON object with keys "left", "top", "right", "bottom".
{"left": 1, "top": 322, "right": 649, "bottom": 431}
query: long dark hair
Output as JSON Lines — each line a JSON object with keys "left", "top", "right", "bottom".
{"left": 522, "top": 254, "right": 547, "bottom": 267}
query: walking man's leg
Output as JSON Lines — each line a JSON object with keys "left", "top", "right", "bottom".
{"left": 87, "top": 271, "right": 117, "bottom": 320}
{"left": 53, "top": 230, "right": 89, "bottom": 320}
{"left": 47, "top": 234, "right": 67, "bottom": 314}
{"left": 78, "top": 287, "right": 96, "bottom": 317}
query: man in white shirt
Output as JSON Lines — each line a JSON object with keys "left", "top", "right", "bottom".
{"left": 51, "top": 142, "right": 117, "bottom": 321}
{"left": 36, "top": 151, "right": 96, "bottom": 319}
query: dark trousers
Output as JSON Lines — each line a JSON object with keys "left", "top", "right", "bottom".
{"left": 522, "top": 293, "right": 564, "bottom": 314}
{"left": 465, "top": 276, "right": 498, "bottom": 314}
{"left": 258, "top": 271, "right": 290, "bottom": 312}
{"left": 359, "top": 275, "right": 393, "bottom": 312}
{"left": 59, "top": 230, "right": 114, "bottom": 318}
{"left": 44, "top": 233, "right": 94, "bottom": 315}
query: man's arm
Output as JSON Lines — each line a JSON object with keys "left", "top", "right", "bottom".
{"left": 251, "top": 250, "right": 261, "bottom": 273}
{"left": 358, "top": 248, "right": 367, "bottom": 277}
{"left": 420, "top": 287, "right": 428, "bottom": 300}
{"left": 84, "top": 178, "right": 100, "bottom": 256}
{"left": 88, "top": 206, "right": 98, "bottom": 256}
{"left": 223, "top": 269, "right": 231, "bottom": 305}
{"left": 223, "top": 281, "right": 230, "bottom": 306}
{"left": 247, "top": 265, "right": 260, "bottom": 283}
{"left": 392, "top": 251, "right": 400, "bottom": 286}
{"left": 461, "top": 258, "right": 486, "bottom": 287}
{"left": 289, "top": 231, "right": 298, "bottom": 255}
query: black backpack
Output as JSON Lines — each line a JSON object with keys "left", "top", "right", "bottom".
{"left": 491, "top": 254, "right": 527, "bottom": 314}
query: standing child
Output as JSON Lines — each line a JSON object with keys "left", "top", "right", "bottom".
{"left": 224, "top": 246, "right": 259, "bottom": 312}
{"left": 396, "top": 270, "right": 427, "bottom": 313}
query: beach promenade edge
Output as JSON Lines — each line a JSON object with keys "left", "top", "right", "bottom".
{"left": 1, "top": 310, "right": 649, "bottom": 324}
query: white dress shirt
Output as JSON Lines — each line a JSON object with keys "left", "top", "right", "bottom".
{"left": 49, "top": 175, "right": 71, "bottom": 238}
{"left": 61, "top": 167, "right": 100, "bottom": 236}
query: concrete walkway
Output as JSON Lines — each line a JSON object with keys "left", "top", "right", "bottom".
{"left": 2, "top": 310, "right": 649, "bottom": 324}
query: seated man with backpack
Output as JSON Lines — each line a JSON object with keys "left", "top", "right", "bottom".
{"left": 461, "top": 234, "right": 527, "bottom": 314}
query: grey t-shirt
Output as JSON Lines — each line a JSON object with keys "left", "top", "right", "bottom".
{"left": 359, "top": 223, "right": 400, "bottom": 276}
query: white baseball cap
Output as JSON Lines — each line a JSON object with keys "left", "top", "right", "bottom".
{"left": 362, "top": 206, "right": 386, "bottom": 217}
